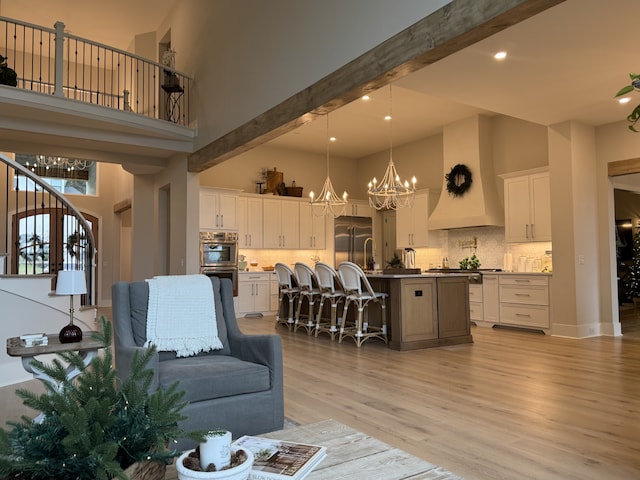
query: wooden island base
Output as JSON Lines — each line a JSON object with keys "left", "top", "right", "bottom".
{"left": 367, "top": 273, "right": 472, "bottom": 351}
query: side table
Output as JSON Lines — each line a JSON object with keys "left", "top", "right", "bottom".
{"left": 6, "top": 333, "right": 104, "bottom": 421}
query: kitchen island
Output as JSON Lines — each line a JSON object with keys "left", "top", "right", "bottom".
{"left": 366, "top": 272, "right": 472, "bottom": 351}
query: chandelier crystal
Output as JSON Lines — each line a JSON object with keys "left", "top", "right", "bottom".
{"left": 309, "top": 115, "right": 348, "bottom": 217}
{"left": 367, "top": 85, "right": 417, "bottom": 210}
{"left": 28, "top": 155, "right": 91, "bottom": 172}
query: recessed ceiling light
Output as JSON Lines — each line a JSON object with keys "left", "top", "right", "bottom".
{"left": 329, "top": 136, "right": 337, "bottom": 142}
{"left": 384, "top": 115, "right": 392, "bottom": 121}
{"left": 494, "top": 51, "right": 507, "bottom": 60}
{"left": 619, "top": 97, "right": 631, "bottom": 104}
{"left": 362, "top": 95, "right": 370, "bottom": 101}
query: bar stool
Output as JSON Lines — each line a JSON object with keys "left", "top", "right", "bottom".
{"left": 314, "top": 262, "right": 346, "bottom": 340}
{"left": 275, "top": 263, "right": 300, "bottom": 330}
{"left": 293, "top": 262, "right": 322, "bottom": 335}
{"left": 337, "top": 261, "right": 388, "bottom": 347}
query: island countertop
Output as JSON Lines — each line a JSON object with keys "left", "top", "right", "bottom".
{"left": 366, "top": 272, "right": 472, "bottom": 279}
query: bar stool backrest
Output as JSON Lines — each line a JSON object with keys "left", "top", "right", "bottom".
{"left": 294, "top": 262, "right": 317, "bottom": 290}
{"left": 338, "top": 261, "right": 376, "bottom": 297}
{"left": 315, "top": 262, "right": 345, "bottom": 294}
{"left": 275, "top": 263, "right": 297, "bottom": 289}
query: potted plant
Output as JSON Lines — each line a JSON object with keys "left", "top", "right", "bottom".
{"left": 0, "top": 317, "right": 189, "bottom": 480}
{"left": 175, "top": 428, "right": 254, "bottom": 480}
{"left": 0, "top": 54, "right": 17, "bottom": 87}
{"left": 459, "top": 254, "right": 481, "bottom": 270}
{"left": 615, "top": 73, "right": 640, "bottom": 132}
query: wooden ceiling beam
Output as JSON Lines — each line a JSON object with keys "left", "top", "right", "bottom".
{"left": 188, "top": 0, "right": 565, "bottom": 173}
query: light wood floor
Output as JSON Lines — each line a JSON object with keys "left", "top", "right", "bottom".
{"left": 2, "top": 312, "right": 639, "bottom": 479}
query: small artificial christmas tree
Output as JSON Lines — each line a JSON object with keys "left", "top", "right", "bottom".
{"left": 0, "top": 317, "right": 188, "bottom": 480}
{"left": 624, "top": 228, "right": 640, "bottom": 300}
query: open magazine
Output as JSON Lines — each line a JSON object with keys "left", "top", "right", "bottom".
{"left": 232, "top": 435, "right": 327, "bottom": 480}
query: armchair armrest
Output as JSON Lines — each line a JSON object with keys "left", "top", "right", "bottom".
{"left": 228, "top": 333, "right": 283, "bottom": 389}
{"left": 114, "top": 344, "right": 160, "bottom": 391}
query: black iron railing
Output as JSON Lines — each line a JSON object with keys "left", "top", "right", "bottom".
{"left": 0, "top": 16, "right": 191, "bottom": 126}
{"left": 0, "top": 153, "right": 96, "bottom": 305}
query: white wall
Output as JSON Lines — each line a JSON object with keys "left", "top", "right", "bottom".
{"left": 199, "top": 144, "right": 359, "bottom": 201}
{"left": 168, "top": 0, "right": 449, "bottom": 150}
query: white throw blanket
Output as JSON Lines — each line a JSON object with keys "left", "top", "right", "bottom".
{"left": 145, "top": 274, "right": 222, "bottom": 357}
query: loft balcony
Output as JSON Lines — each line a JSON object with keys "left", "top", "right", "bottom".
{"left": 0, "top": 16, "right": 195, "bottom": 166}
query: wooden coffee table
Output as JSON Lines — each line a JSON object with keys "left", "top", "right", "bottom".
{"left": 165, "top": 419, "right": 461, "bottom": 479}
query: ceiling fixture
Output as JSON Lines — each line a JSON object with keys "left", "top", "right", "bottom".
{"left": 309, "top": 114, "right": 348, "bottom": 217}
{"left": 27, "top": 155, "right": 92, "bottom": 172}
{"left": 494, "top": 51, "right": 507, "bottom": 60}
{"left": 367, "top": 85, "right": 416, "bottom": 210}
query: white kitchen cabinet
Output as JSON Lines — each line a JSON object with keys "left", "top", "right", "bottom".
{"left": 481, "top": 274, "right": 500, "bottom": 325}
{"left": 498, "top": 274, "right": 550, "bottom": 330}
{"left": 299, "top": 201, "right": 326, "bottom": 249}
{"left": 237, "top": 272, "right": 273, "bottom": 316}
{"left": 503, "top": 170, "right": 551, "bottom": 243}
{"left": 270, "top": 274, "right": 279, "bottom": 312}
{"left": 263, "top": 198, "right": 300, "bottom": 248}
{"left": 468, "top": 283, "right": 483, "bottom": 322}
{"left": 238, "top": 196, "right": 263, "bottom": 248}
{"left": 348, "top": 200, "right": 374, "bottom": 218}
{"left": 199, "top": 187, "right": 239, "bottom": 231}
{"left": 396, "top": 190, "right": 439, "bottom": 248}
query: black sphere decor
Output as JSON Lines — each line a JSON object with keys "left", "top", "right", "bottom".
{"left": 445, "top": 163, "right": 473, "bottom": 197}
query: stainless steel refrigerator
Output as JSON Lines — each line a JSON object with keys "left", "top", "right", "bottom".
{"left": 334, "top": 216, "right": 373, "bottom": 268}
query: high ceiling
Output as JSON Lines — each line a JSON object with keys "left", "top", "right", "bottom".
{"left": 268, "top": 0, "right": 640, "bottom": 159}
{"left": 1, "top": 0, "right": 639, "bottom": 161}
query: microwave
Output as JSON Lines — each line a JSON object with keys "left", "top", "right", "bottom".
{"left": 200, "top": 231, "right": 238, "bottom": 267}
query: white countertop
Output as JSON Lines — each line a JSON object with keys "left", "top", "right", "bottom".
{"left": 481, "top": 271, "right": 552, "bottom": 276}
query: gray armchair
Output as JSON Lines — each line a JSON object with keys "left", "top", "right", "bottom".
{"left": 111, "top": 276, "right": 284, "bottom": 449}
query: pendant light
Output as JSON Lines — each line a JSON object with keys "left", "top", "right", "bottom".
{"left": 367, "top": 84, "right": 416, "bottom": 210}
{"left": 309, "top": 114, "right": 348, "bottom": 217}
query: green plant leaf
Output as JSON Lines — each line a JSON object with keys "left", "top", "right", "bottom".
{"left": 615, "top": 85, "right": 635, "bottom": 97}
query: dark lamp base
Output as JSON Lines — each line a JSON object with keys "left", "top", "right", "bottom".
{"left": 59, "top": 324, "right": 83, "bottom": 343}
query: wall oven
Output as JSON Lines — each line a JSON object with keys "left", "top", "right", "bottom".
{"left": 200, "top": 231, "right": 238, "bottom": 295}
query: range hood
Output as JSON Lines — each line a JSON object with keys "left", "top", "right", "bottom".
{"left": 428, "top": 115, "right": 504, "bottom": 230}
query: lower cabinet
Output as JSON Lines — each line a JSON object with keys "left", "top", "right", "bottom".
{"left": 237, "top": 272, "right": 276, "bottom": 317}
{"left": 468, "top": 284, "right": 483, "bottom": 322}
{"left": 498, "top": 275, "right": 550, "bottom": 330}
{"left": 369, "top": 275, "right": 472, "bottom": 351}
{"left": 481, "top": 274, "right": 500, "bottom": 325}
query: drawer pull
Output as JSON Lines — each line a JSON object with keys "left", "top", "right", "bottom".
{"left": 515, "top": 313, "right": 531, "bottom": 318}
{"left": 515, "top": 279, "right": 531, "bottom": 283}
{"left": 515, "top": 293, "right": 531, "bottom": 297}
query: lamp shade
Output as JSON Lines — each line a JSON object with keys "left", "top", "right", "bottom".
{"left": 56, "top": 270, "right": 87, "bottom": 295}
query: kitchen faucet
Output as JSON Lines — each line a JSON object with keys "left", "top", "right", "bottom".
{"left": 363, "top": 237, "right": 375, "bottom": 270}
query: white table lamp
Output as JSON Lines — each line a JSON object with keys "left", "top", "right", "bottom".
{"left": 56, "top": 270, "right": 87, "bottom": 343}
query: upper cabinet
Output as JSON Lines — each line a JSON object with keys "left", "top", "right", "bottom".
{"left": 238, "top": 195, "right": 263, "bottom": 248}
{"left": 299, "top": 202, "right": 326, "bottom": 249}
{"left": 396, "top": 190, "right": 440, "bottom": 248}
{"left": 348, "top": 200, "right": 374, "bottom": 218}
{"left": 263, "top": 197, "right": 300, "bottom": 249}
{"left": 503, "top": 169, "right": 551, "bottom": 243}
{"left": 200, "top": 187, "right": 239, "bottom": 231}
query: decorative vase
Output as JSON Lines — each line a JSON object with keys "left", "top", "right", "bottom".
{"left": 200, "top": 430, "right": 232, "bottom": 470}
{"left": 175, "top": 448, "right": 254, "bottom": 480}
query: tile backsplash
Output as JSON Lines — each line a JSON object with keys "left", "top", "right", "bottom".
{"left": 239, "top": 226, "right": 552, "bottom": 273}
{"left": 415, "top": 226, "right": 551, "bottom": 272}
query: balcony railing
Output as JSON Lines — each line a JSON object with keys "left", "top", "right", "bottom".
{"left": 0, "top": 16, "right": 191, "bottom": 126}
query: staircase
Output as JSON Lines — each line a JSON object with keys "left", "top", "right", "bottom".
{"left": 0, "top": 153, "right": 97, "bottom": 387}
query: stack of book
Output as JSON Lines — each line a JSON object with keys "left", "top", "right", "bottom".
{"left": 232, "top": 436, "right": 326, "bottom": 480}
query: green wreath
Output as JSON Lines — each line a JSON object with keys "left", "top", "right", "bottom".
{"left": 445, "top": 164, "right": 473, "bottom": 197}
